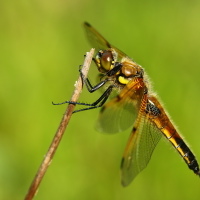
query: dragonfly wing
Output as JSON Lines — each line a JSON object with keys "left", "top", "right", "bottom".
{"left": 84, "top": 22, "right": 128, "bottom": 59}
{"left": 84, "top": 22, "right": 111, "bottom": 51}
{"left": 96, "top": 78, "right": 146, "bottom": 133}
{"left": 121, "top": 106, "right": 162, "bottom": 186}
{"left": 96, "top": 96, "right": 137, "bottom": 133}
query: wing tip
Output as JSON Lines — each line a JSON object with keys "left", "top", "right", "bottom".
{"left": 84, "top": 21, "right": 91, "bottom": 27}
{"left": 121, "top": 179, "right": 129, "bottom": 187}
{"left": 120, "top": 158, "right": 132, "bottom": 187}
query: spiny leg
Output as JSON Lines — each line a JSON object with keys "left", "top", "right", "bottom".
{"left": 53, "top": 85, "right": 114, "bottom": 113}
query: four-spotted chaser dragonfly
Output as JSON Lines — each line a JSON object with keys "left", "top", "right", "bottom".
{"left": 57, "top": 22, "right": 200, "bottom": 186}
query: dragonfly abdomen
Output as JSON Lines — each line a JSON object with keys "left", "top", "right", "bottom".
{"left": 148, "top": 95, "right": 200, "bottom": 176}
{"left": 167, "top": 132, "right": 200, "bottom": 175}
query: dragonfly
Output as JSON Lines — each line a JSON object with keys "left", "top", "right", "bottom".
{"left": 56, "top": 22, "right": 200, "bottom": 186}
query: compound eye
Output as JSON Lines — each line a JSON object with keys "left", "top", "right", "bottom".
{"left": 98, "top": 50, "right": 114, "bottom": 72}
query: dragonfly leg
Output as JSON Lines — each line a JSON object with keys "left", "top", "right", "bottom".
{"left": 71, "top": 85, "right": 114, "bottom": 113}
{"left": 53, "top": 85, "right": 114, "bottom": 113}
{"left": 79, "top": 67, "right": 108, "bottom": 92}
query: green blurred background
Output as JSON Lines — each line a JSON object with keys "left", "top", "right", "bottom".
{"left": 1, "top": 0, "right": 200, "bottom": 199}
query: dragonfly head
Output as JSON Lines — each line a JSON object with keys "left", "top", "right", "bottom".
{"left": 95, "top": 49, "right": 117, "bottom": 73}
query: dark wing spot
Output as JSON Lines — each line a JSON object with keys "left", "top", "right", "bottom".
{"left": 121, "top": 157, "right": 125, "bottom": 169}
{"left": 132, "top": 127, "right": 137, "bottom": 132}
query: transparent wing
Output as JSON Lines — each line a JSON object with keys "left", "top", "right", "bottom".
{"left": 121, "top": 107, "right": 162, "bottom": 186}
{"left": 96, "top": 96, "right": 137, "bottom": 133}
{"left": 84, "top": 22, "right": 128, "bottom": 59}
{"left": 96, "top": 79, "right": 146, "bottom": 133}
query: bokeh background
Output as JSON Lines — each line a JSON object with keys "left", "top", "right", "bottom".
{"left": 1, "top": 0, "right": 200, "bottom": 199}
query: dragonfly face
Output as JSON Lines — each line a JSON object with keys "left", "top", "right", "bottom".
{"left": 95, "top": 49, "right": 116, "bottom": 73}
{"left": 70, "top": 22, "right": 200, "bottom": 186}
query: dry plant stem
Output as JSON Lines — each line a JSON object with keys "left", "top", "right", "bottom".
{"left": 24, "top": 48, "right": 95, "bottom": 200}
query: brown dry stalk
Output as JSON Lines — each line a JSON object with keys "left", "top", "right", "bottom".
{"left": 24, "top": 48, "right": 95, "bottom": 200}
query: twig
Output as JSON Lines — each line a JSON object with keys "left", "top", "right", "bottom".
{"left": 24, "top": 48, "right": 95, "bottom": 200}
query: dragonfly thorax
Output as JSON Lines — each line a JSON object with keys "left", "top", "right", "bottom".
{"left": 118, "top": 60, "right": 144, "bottom": 85}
